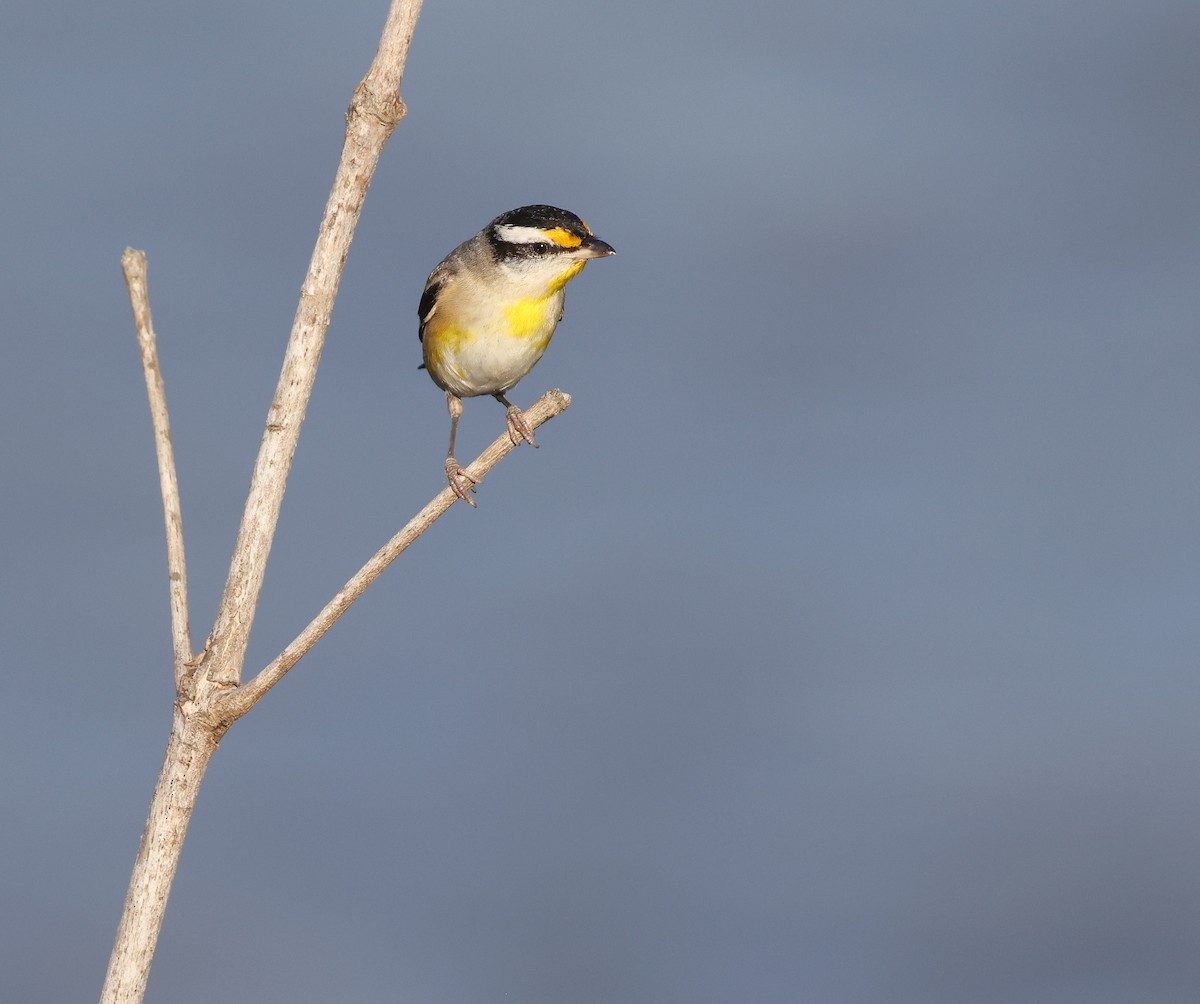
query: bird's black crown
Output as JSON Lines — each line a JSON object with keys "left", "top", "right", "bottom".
{"left": 491, "top": 205, "right": 592, "bottom": 237}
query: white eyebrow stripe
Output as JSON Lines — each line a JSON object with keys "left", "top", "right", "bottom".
{"left": 494, "top": 224, "right": 551, "bottom": 244}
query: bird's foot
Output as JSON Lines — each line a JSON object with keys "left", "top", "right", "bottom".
{"left": 505, "top": 404, "right": 538, "bottom": 448}
{"left": 445, "top": 457, "right": 478, "bottom": 506}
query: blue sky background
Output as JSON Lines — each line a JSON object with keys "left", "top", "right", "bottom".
{"left": 3, "top": 2, "right": 1199, "bottom": 1001}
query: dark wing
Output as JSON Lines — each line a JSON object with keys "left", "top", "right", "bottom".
{"left": 417, "top": 281, "right": 439, "bottom": 343}
{"left": 417, "top": 263, "right": 451, "bottom": 344}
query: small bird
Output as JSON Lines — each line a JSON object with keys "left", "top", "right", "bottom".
{"left": 418, "top": 205, "right": 615, "bottom": 504}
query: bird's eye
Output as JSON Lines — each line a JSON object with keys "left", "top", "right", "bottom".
{"left": 532, "top": 242, "right": 551, "bottom": 254}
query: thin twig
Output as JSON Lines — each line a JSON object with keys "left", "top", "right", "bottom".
{"left": 121, "top": 248, "right": 193, "bottom": 677}
{"left": 202, "top": 0, "right": 423, "bottom": 687}
{"left": 217, "top": 389, "right": 572, "bottom": 721}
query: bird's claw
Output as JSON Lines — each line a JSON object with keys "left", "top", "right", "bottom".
{"left": 505, "top": 404, "right": 538, "bottom": 448}
{"left": 445, "top": 457, "right": 478, "bottom": 506}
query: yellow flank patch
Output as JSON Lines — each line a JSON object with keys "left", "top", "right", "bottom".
{"left": 504, "top": 296, "right": 553, "bottom": 339}
{"left": 422, "top": 323, "right": 472, "bottom": 374}
{"left": 424, "top": 321, "right": 474, "bottom": 353}
{"left": 544, "top": 227, "right": 583, "bottom": 248}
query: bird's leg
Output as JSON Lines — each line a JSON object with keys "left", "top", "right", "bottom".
{"left": 444, "top": 392, "right": 477, "bottom": 506}
{"left": 494, "top": 392, "right": 538, "bottom": 448}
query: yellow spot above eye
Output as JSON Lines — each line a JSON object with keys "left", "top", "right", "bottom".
{"left": 544, "top": 227, "right": 583, "bottom": 248}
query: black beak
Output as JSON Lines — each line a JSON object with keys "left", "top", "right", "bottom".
{"left": 579, "top": 235, "right": 616, "bottom": 258}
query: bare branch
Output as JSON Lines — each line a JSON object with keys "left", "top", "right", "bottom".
{"left": 102, "top": 5, "right": 425, "bottom": 1001}
{"left": 99, "top": 712, "right": 218, "bottom": 1003}
{"left": 204, "top": 1, "right": 423, "bottom": 687}
{"left": 121, "top": 248, "right": 193, "bottom": 677}
{"left": 218, "top": 389, "right": 572, "bottom": 721}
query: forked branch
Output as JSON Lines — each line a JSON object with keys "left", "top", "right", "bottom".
{"left": 102, "top": 4, "right": 426, "bottom": 1002}
{"left": 218, "top": 389, "right": 572, "bottom": 722}
{"left": 106, "top": 2, "right": 578, "bottom": 1000}
{"left": 202, "top": 0, "right": 422, "bottom": 688}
